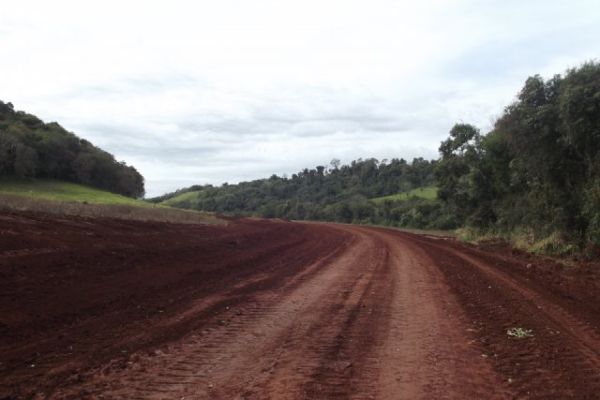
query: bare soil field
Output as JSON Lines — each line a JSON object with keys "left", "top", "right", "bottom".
{"left": 1, "top": 211, "right": 599, "bottom": 399}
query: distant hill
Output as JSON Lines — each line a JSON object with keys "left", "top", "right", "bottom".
{"left": 150, "top": 158, "right": 451, "bottom": 229}
{"left": 0, "top": 101, "right": 144, "bottom": 198}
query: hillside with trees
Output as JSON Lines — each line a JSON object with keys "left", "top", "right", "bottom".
{"left": 157, "top": 62, "right": 600, "bottom": 252}
{"left": 150, "top": 157, "right": 445, "bottom": 228}
{"left": 0, "top": 101, "right": 144, "bottom": 198}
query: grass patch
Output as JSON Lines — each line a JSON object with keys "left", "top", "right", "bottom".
{"left": 0, "top": 179, "right": 148, "bottom": 206}
{"left": 456, "top": 226, "right": 579, "bottom": 257}
{"left": 161, "top": 190, "right": 203, "bottom": 206}
{"left": 455, "top": 227, "right": 501, "bottom": 244}
{"left": 389, "top": 226, "right": 456, "bottom": 238}
{"left": 0, "top": 179, "right": 222, "bottom": 225}
{"left": 371, "top": 186, "right": 438, "bottom": 204}
{"left": 528, "top": 232, "right": 578, "bottom": 256}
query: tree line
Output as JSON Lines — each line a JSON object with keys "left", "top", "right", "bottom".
{"left": 158, "top": 61, "right": 600, "bottom": 250}
{"left": 437, "top": 61, "right": 600, "bottom": 250}
{"left": 5, "top": 61, "right": 598, "bottom": 251}
{"left": 150, "top": 157, "right": 446, "bottom": 228}
{"left": 0, "top": 101, "right": 144, "bottom": 198}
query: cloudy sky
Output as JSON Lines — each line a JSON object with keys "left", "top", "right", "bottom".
{"left": 2, "top": 0, "right": 599, "bottom": 196}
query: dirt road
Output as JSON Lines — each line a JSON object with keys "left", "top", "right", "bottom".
{"left": 1, "top": 212, "right": 600, "bottom": 399}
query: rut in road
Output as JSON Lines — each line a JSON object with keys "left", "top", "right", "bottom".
{"left": 55, "top": 225, "right": 508, "bottom": 400}
{"left": 395, "top": 230, "right": 600, "bottom": 399}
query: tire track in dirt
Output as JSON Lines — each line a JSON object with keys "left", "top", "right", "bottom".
{"left": 50, "top": 224, "right": 513, "bottom": 400}
{"left": 393, "top": 230, "right": 600, "bottom": 399}
{"left": 0, "top": 215, "right": 349, "bottom": 398}
{"left": 4, "top": 213, "right": 600, "bottom": 399}
{"left": 356, "top": 227, "right": 510, "bottom": 400}
{"left": 54, "top": 229, "right": 388, "bottom": 399}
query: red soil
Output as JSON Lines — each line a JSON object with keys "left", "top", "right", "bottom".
{"left": 1, "top": 212, "right": 599, "bottom": 399}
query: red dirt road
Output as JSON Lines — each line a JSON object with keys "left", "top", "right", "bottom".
{"left": 1, "top": 212, "right": 600, "bottom": 399}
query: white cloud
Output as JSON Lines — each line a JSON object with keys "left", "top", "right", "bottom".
{"left": 1, "top": 0, "right": 599, "bottom": 196}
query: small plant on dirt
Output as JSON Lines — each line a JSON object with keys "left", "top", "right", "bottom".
{"left": 506, "top": 327, "right": 534, "bottom": 339}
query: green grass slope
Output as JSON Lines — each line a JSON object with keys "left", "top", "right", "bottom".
{"left": 371, "top": 186, "right": 438, "bottom": 204}
{"left": 0, "top": 179, "right": 149, "bottom": 206}
{"left": 160, "top": 190, "right": 203, "bottom": 207}
{"left": 0, "top": 179, "right": 222, "bottom": 224}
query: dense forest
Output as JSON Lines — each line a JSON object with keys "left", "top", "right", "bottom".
{"left": 437, "top": 62, "right": 600, "bottom": 251}
{"left": 157, "top": 62, "right": 600, "bottom": 252}
{"left": 0, "top": 101, "right": 145, "bottom": 198}
{"left": 150, "top": 157, "right": 443, "bottom": 227}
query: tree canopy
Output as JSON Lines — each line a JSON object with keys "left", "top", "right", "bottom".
{"left": 0, "top": 101, "right": 144, "bottom": 198}
{"left": 436, "top": 61, "right": 600, "bottom": 247}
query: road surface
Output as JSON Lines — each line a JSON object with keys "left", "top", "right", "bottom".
{"left": 1, "top": 213, "right": 599, "bottom": 399}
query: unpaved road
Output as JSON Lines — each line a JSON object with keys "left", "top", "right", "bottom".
{"left": 1, "top": 212, "right": 600, "bottom": 399}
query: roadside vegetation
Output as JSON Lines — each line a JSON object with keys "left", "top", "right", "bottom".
{"left": 156, "top": 62, "right": 600, "bottom": 254}
{"left": 436, "top": 62, "right": 600, "bottom": 254}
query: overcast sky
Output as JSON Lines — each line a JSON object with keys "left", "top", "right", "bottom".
{"left": 2, "top": 0, "right": 599, "bottom": 196}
